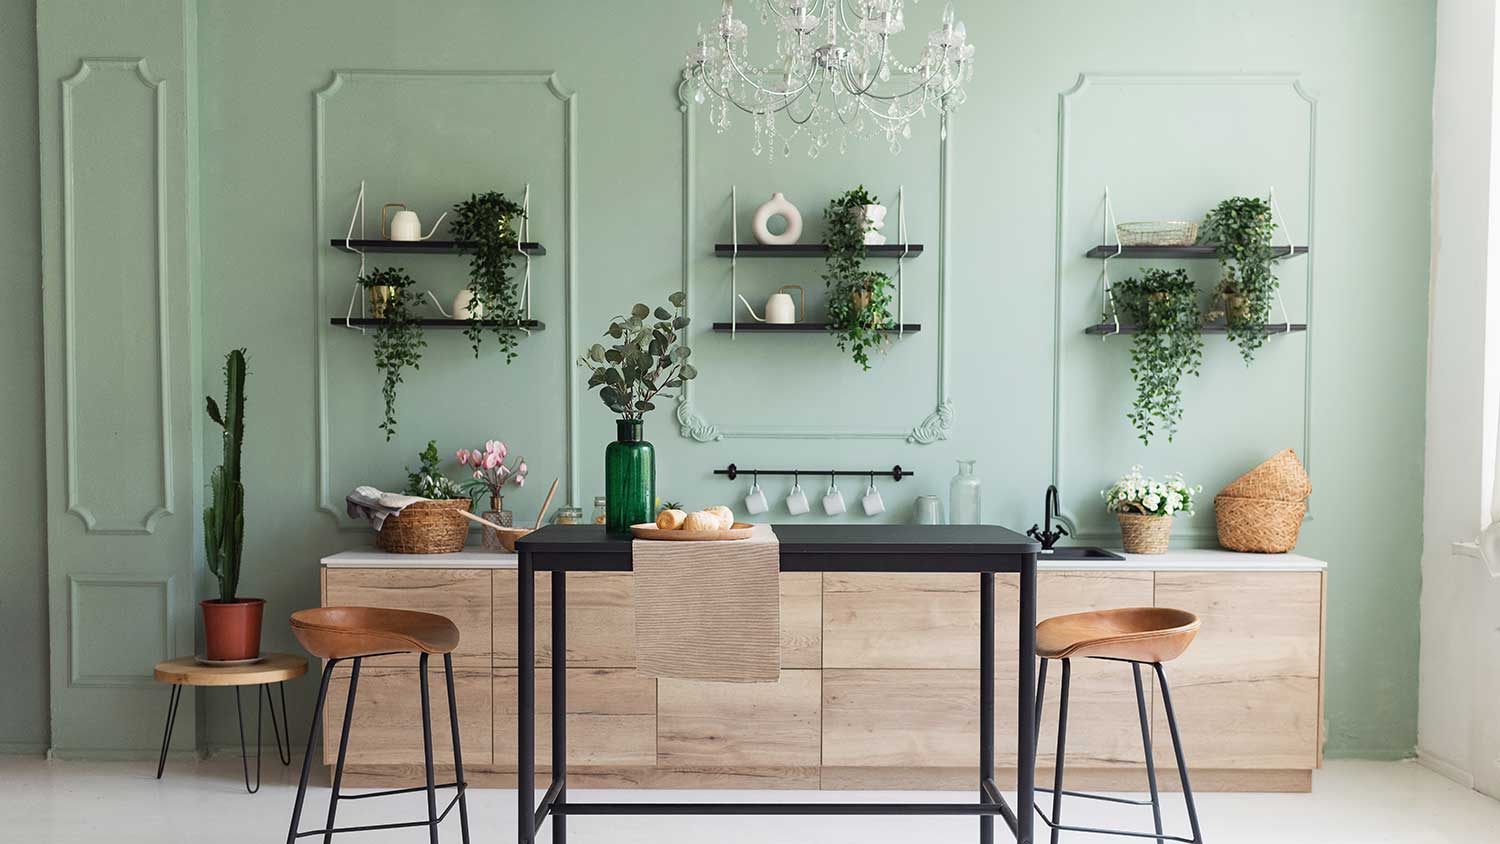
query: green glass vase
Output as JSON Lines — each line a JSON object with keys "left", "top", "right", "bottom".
{"left": 605, "top": 418, "right": 655, "bottom": 535}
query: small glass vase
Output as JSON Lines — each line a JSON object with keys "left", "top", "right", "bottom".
{"left": 605, "top": 419, "right": 655, "bottom": 535}
{"left": 480, "top": 494, "right": 513, "bottom": 551}
{"left": 949, "top": 459, "right": 982, "bottom": 524}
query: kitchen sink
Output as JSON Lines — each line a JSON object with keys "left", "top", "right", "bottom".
{"left": 1037, "top": 546, "right": 1125, "bottom": 561}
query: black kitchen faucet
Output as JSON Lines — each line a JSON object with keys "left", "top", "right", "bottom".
{"left": 1026, "top": 484, "right": 1068, "bottom": 550}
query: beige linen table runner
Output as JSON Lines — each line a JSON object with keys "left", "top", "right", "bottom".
{"left": 632, "top": 523, "right": 780, "bottom": 682}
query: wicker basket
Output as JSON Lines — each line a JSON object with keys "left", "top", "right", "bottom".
{"left": 1218, "top": 449, "right": 1311, "bottom": 501}
{"left": 1116, "top": 221, "right": 1199, "bottom": 247}
{"left": 1214, "top": 495, "right": 1307, "bottom": 553}
{"left": 376, "top": 499, "right": 472, "bottom": 554}
{"left": 1117, "top": 511, "right": 1174, "bottom": 555}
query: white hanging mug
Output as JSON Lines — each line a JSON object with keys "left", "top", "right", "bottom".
{"left": 822, "top": 475, "right": 846, "bottom": 516}
{"left": 861, "top": 474, "right": 885, "bottom": 516}
{"left": 744, "top": 473, "right": 769, "bottom": 516}
{"left": 785, "top": 473, "right": 810, "bottom": 515}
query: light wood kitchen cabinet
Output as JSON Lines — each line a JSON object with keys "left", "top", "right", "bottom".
{"left": 322, "top": 554, "right": 1326, "bottom": 792}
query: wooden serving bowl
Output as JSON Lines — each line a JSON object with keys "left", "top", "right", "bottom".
{"left": 630, "top": 522, "right": 756, "bottom": 541}
{"left": 492, "top": 526, "right": 533, "bottom": 553}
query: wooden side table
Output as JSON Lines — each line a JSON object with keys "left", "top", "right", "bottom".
{"left": 153, "top": 652, "right": 308, "bottom": 793}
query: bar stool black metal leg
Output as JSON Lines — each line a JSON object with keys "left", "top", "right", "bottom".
{"left": 420, "top": 653, "right": 440, "bottom": 844}
{"left": 323, "top": 657, "right": 362, "bottom": 844}
{"left": 1034, "top": 658, "right": 1048, "bottom": 749}
{"left": 235, "top": 684, "right": 265, "bottom": 793}
{"left": 156, "top": 684, "right": 183, "bottom": 779}
{"left": 287, "top": 659, "right": 338, "bottom": 844}
{"left": 1048, "top": 659, "right": 1071, "bottom": 844}
{"left": 266, "top": 681, "right": 292, "bottom": 766}
{"left": 1132, "top": 663, "right": 1165, "bottom": 839}
{"left": 1153, "top": 663, "right": 1203, "bottom": 844}
{"left": 444, "top": 653, "right": 472, "bottom": 844}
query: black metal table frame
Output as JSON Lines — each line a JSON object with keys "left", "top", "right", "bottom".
{"left": 514, "top": 525, "right": 1039, "bottom": 844}
{"left": 156, "top": 681, "right": 293, "bottom": 794}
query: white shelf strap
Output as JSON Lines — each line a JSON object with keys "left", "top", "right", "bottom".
{"left": 731, "top": 184, "right": 738, "bottom": 338}
{"left": 341, "top": 179, "right": 369, "bottom": 332}
{"left": 518, "top": 183, "right": 533, "bottom": 335}
{"left": 897, "top": 185, "right": 907, "bottom": 337}
{"left": 1267, "top": 187, "right": 1295, "bottom": 334}
{"left": 1100, "top": 186, "right": 1121, "bottom": 338}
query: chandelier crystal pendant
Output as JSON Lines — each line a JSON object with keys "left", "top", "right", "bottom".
{"left": 684, "top": 0, "right": 975, "bottom": 157}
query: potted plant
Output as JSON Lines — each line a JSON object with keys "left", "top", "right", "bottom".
{"left": 450, "top": 191, "right": 526, "bottom": 361}
{"left": 457, "top": 440, "right": 528, "bottom": 548}
{"left": 358, "top": 267, "right": 425, "bottom": 441}
{"left": 576, "top": 292, "right": 696, "bottom": 533}
{"left": 823, "top": 187, "right": 895, "bottom": 370}
{"left": 1111, "top": 267, "right": 1204, "bottom": 445}
{"left": 1102, "top": 466, "right": 1201, "bottom": 554}
{"left": 202, "top": 348, "right": 261, "bottom": 662}
{"left": 377, "top": 440, "right": 471, "bottom": 554}
{"left": 1198, "top": 196, "right": 1278, "bottom": 364}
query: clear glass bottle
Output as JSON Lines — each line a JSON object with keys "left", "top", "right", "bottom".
{"left": 480, "top": 493, "right": 514, "bottom": 551}
{"left": 591, "top": 496, "right": 608, "bottom": 526}
{"left": 949, "top": 459, "right": 981, "bottom": 524}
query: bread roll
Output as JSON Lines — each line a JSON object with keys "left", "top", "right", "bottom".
{"left": 683, "top": 510, "right": 720, "bottom": 531}
{"left": 706, "top": 505, "right": 735, "bottom": 530}
{"left": 655, "top": 509, "right": 686, "bottom": 530}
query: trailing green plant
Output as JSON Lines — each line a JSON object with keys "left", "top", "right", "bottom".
{"left": 1111, "top": 268, "right": 1204, "bottom": 445}
{"left": 204, "top": 348, "right": 247, "bottom": 603}
{"left": 450, "top": 191, "right": 526, "bottom": 361}
{"left": 359, "top": 267, "right": 425, "bottom": 441}
{"left": 403, "top": 439, "right": 466, "bottom": 500}
{"left": 576, "top": 292, "right": 696, "bottom": 419}
{"left": 822, "top": 186, "right": 892, "bottom": 370}
{"left": 1198, "top": 196, "right": 1278, "bottom": 364}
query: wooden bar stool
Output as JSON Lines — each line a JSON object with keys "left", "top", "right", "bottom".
{"left": 286, "top": 607, "right": 471, "bottom": 844}
{"left": 1033, "top": 607, "right": 1203, "bottom": 844}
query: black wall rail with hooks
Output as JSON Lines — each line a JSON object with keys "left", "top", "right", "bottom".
{"left": 716, "top": 464, "right": 911, "bottom": 482}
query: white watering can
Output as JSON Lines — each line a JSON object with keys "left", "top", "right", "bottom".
{"left": 382, "top": 203, "right": 448, "bottom": 242}
{"left": 736, "top": 285, "right": 803, "bottom": 324}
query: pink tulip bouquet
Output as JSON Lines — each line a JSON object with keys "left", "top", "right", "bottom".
{"left": 457, "top": 440, "right": 528, "bottom": 510}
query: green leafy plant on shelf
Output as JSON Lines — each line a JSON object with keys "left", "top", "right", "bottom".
{"left": 359, "top": 267, "right": 426, "bottom": 441}
{"left": 576, "top": 291, "right": 696, "bottom": 419}
{"left": 1111, "top": 268, "right": 1204, "bottom": 445}
{"left": 1199, "top": 195, "right": 1278, "bottom": 364}
{"left": 403, "top": 439, "right": 466, "bottom": 500}
{"left": 204, "top": 348, "right": 247, "bottom": 603}
{"left": 822, "top": 186, "right": 893, "bottom": 370}
{"left": 450, "top": 191, "right": 527, "bottom": 361}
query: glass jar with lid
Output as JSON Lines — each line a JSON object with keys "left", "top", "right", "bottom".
{"left": 591, "top": 496, "right": 607, "bottom": 525}
{"left": 550, "top": 505, "right": 584, "bottom": 525}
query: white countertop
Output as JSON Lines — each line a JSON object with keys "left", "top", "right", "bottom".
{"left": 321, "top": 546, "right": 1325, "bottom": 572}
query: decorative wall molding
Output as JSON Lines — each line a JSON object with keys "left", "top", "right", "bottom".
{"left": 60, "top": 58, "right": 174, "bottom": 534}
{"left": 673, "top": 72, "right": 954, "bottom": 443}
{"left": 1050, "top": 73, "right": 1318, "bottom": 541}
{"left": 67, "top": 573, "right": 174, "bottom": 687}
{"left": 312, "top": 69, "right": 579, "bottom": 526}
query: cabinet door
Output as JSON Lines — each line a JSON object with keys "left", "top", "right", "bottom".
{"left": 324, "top": 568, "right": 491, "bottom": 668}
{"left": 1151, "top": 571, "right": 1322, "bottom": 769}
{"left": 657, "top": 670, "right": 821, "bottom": 768}
{"left": 823, "top": 669, "right": 978, "bottom": 767}
{"left": 494, "top": 668, "right": 657, "bottom": 768}
{"left": 322, "top": 662, "right": 492, "bottom": 765}
{"left": 823, "top": 573, "right": 978, "bottom": 669}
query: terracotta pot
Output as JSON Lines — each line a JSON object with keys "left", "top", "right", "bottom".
{"left": 201, "top": 598, "right": 265, "bottom": 661}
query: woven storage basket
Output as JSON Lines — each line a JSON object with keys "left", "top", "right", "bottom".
{"left": 1219, "top": 449, "right": 1311, "bottom": 501}
{"left": 1214, "top": 495, "right": 1307, "bottom": 553}
{"left": 1117, "top": 511, "right": 1174, "bottom": 555}
{"left": 1116, "top": 221, "right": 1199, "bottom": 247}
{"left": 376, "top": 499, "right": 471, "bottom": 554}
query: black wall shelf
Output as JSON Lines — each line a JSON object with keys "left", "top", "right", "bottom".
{"left": 714, "top": 243, "right": 924, "bottom": 258}
{"left": 332, "top": 318, "right": 546, "bottom": 330}
{"left": 712, "top": 322, "right": 921, "bottom": 334}
{"left": 1085, "top": 321, "right": 1306, "bottom": 336}
{"left": 1085, "top": 244, "right": 1308, "bottom": 259}
{"left": 331, "top": 239, "right": 547, "bottom": 255}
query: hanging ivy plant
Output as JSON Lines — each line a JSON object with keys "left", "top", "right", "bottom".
{"left": 450, "top": 191, "right": 526, "bottom": 362}
{"left": 358, "top": 267, "right": 426, "bottom": 441}
{"left": 1198, "top": 196, "right": 1277, "bottom": 364}
{"left": 1112, "top": 268, "right": 1204, "bottom": 445}
{"left": 822, "top": 186, "right": 892, "bottom": 371}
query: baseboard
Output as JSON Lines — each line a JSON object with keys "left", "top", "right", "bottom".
{"left": 1321, "top": 747, "right": 1415, "bottom": 762}
{"left": 1416, "top": 749, "right": 1475, "bottom": 789}
{"left": 46, "top": 747, "right": 197, "bottom": 762}
{"left": 0, "top": 741, "right": 47, "bottom": 756}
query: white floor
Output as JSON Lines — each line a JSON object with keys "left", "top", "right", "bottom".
{"left": 1, "top": 757, "right": 1497, "bottom": 843}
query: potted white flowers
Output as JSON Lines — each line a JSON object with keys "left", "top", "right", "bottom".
{"left": 1101, "top": 466, "right": 1202, "bottom": 554}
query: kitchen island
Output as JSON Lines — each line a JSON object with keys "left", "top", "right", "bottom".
{"left": 318, "top": 538, "right": 1326, "bottom": 799}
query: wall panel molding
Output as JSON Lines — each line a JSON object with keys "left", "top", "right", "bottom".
{"left": 312, "top": 69, "right": 579, "bottom": 525}
{"left": 673, "top": 72, "right": 955, "bottom": 443}
{"left": 1050, "top": 73, "right": 1318, "bottom": 541}
{"left": 60, "top": 58, "right": 174, "bottom": 534}
{"left": 67, "top": 573, "right": 174, "bottom": 687}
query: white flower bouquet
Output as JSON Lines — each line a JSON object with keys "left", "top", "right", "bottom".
{"left": 1102, "top": 465, "right": 1201, "bottom": 517}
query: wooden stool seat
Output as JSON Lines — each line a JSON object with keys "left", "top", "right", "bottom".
{"left": 1036, "top": 607, "right": 1200, "bottom": 663}
{"left": 290, "top": 606, "right": 460, "bottom": 659}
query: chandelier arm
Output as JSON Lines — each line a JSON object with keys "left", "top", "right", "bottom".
{"left": 720, "top": 34, "right": 821, "bottom": 100}
{"left": 838, "top": 35, "right": 893, "bottom": 96}
{"left": 780, "top": 73, "right": 830, "bottom": 125}
{"left": 695, "top": 64, "right": 814, "bottom": 117}
{"left": 843, "top": 44, "right": 955, "bottom": 100}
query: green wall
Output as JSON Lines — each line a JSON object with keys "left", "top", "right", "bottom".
{"left": 9, "top": 0, "right": 1433, "bottom": 760}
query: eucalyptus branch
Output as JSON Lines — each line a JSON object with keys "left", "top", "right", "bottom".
{"left": 576, "top": 292, "right": 696, "bottom": 420}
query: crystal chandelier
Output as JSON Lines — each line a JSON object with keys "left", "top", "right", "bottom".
{"left": 683, "top": 0, "right": 975, "bottom": 157}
